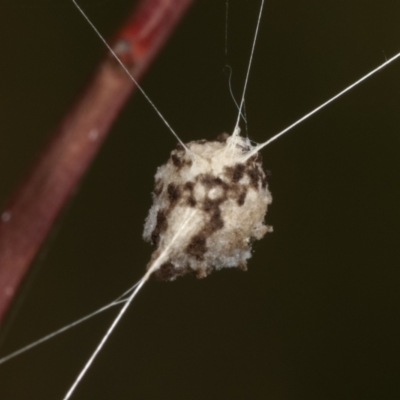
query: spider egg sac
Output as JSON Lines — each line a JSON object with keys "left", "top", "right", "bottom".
{"left": 143, "top": 132, "right": 273, "bottom": 280}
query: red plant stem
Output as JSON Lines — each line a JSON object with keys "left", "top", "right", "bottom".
{"left": 0, "top": 0, "right": 193, "bottom": 326}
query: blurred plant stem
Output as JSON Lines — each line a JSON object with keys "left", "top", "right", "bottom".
{"left": 0, "top": 0, "right": 193, "bottom": 326}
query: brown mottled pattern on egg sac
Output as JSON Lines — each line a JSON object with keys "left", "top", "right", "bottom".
{"left": 143, "top": 133, "right": 273, "bottom": 280}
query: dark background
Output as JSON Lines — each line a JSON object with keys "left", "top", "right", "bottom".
{"left": 0, "top": 0, "right": 399, "bottom": 399}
